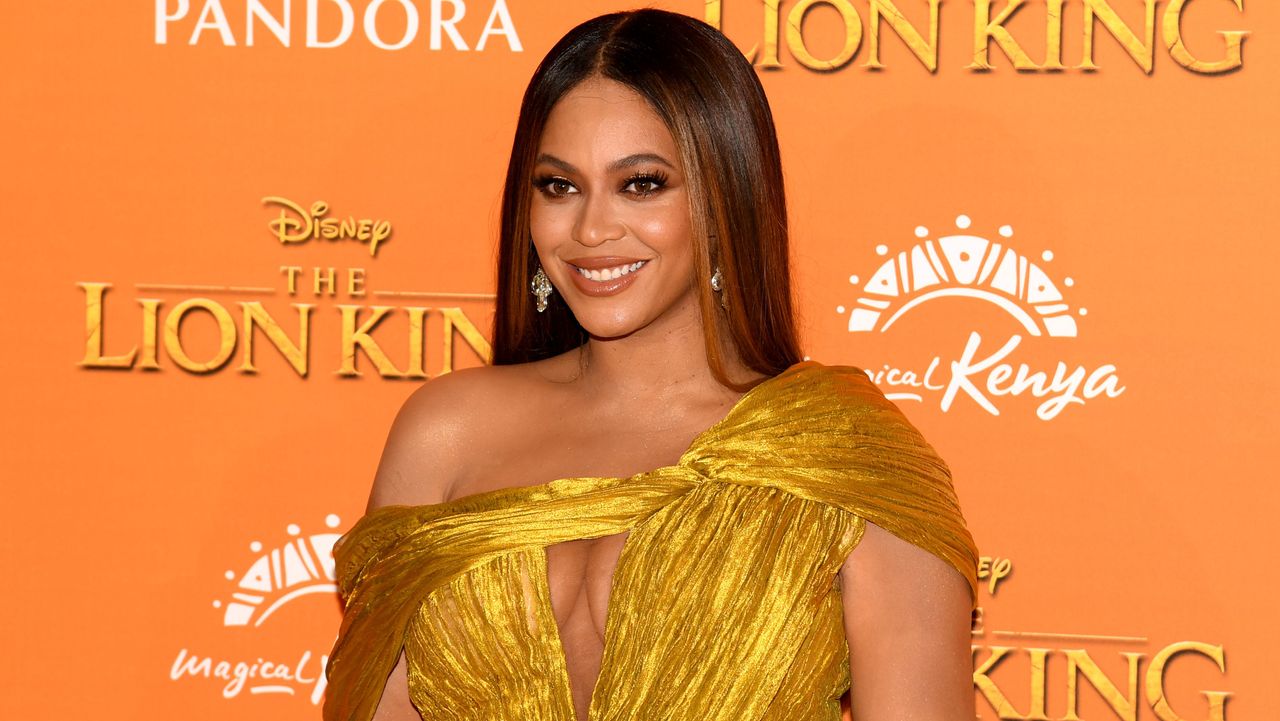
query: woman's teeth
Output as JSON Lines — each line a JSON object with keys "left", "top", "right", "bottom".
{"left": 576, "top": 260, "right": 647, "bottom": 281}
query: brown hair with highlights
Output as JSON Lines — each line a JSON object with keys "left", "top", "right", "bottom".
{"left": 490, "top": 9, "right": 802, "bottom": 391}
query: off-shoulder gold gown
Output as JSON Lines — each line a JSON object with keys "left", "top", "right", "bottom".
{"left": 324, "top": 361, "right": 979, "bottom": 721}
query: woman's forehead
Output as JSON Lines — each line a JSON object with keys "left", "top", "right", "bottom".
{"left": 538, "top": 80, "right": 679, "bottom": 166}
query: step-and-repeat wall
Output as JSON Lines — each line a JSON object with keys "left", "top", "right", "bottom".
{"left": 2, "top": 2, "right": 1274, "bottom": 719}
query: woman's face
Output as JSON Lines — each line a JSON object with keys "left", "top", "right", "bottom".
{"left": 529, "top": 75, "right": 696, "bottom": 341}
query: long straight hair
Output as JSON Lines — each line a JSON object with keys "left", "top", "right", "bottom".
{"left": 490, "top": 9, "right": 802, "bottom": 391}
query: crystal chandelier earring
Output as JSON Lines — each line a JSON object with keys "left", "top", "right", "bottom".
{"left": 530, "top": 265, "right": 553, "bottom": 313}
{"left": 710, "top": 266, "right": 728, "bottom": 309}
{"left": 708, "top": 230, "right": 727, "bottom": 309}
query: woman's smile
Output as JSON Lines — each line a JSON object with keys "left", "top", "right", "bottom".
{"left": 563, "top": 256, "right": 651, "bottom": 296}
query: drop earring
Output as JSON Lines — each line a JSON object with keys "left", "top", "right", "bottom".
{"left": 531, "top": 265, "right": 553, "bottom": 313}
{"left": 710, "top": 266, "right": 728, "bottom": 309}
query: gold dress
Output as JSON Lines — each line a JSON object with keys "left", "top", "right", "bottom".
{"left": 324, "top": 361, "right": 979, "bottom": 721}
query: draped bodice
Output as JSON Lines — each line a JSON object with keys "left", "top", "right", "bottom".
{"left": 323, "top": 361, "right": 979, "bottom": 721}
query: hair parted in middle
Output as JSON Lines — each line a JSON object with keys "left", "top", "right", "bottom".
{"left": 490, "top": 8, "right": 803, "bottom": 391}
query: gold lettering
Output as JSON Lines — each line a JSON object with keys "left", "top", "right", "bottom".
{"left": 263, "top": 196, "right": 392, "bottom": 256}
{"left": 704, "top": 0, "right": 783, "bottom": 68}
{"left": 973, "top": 646, "right": 1023, "bottom": 717}
{"left": 970, "top": 605, "right": 985, "bottom": 635}
{"left": 1026, "top": 647, "right": 1051, "bottom": 720}
{"left": 440, "top": 307, "right": 493, "bottom": 373}
{"left": 1163, "top": 0, "right": 1247, "bottom": 74}
{"left": 280, "top": 265, "right": 302, "bottom": 295}
{"left": 138, "top": 299, "right": 161, "bottom": 370}
{"left": 1079, "top": 0, "right": 1158, "bottom": 73}
{"left": 786, "top": 0, "right": 863, "bottom": 71}
{"left": 407, "top": 306, "right": 430, "bottom": 377}
{"left": 264, "top": 196, "right": 316, "bottom": 245}
{"left": 79, "top": 277, "right": 491, "bottom": 378}
{"left": 1045, "top": 0, "right": 1066, "bottom": 70}
{"left": 370, "top": 220, "right": 391, "bottom": 255}
{"left": 865, "top": 0, "right": 940, "bottom": 72}
{"left": 968, "top": 0, "right": 1041, "bottom": 71}
{"left": 164, "top": 298, "right": 237, "bottom": 373}
{"left": 1147, "top": 642, "right": 1230, "bottom": 721}
{"left": 348, "top": 268, "right": 366, "bottom": 297}
{"left": 759, "top": 0, "right": 784, "bottom": 68}
{"left": 337, "top": 304, "right": 406, "bottom": 377}
{"left": 711, "top": 0, "right": 1247, "bottom": 75}
{"left": 313, "top": 266, "right": 337, "bottom": 296}
{"left": 319, "top": 215, "right": 339, "bottom": 240}
{"left": 705, "top": 0, "right": 722, "bottom": 27}
{"left": 978, "top": 555, "right": 1014, "bottom": 594}
{"left": 1063, "top": 648, "right": 1142, "bottom": 721}
{"left": 78, "top": 282, "right": 136, "bottom": 368}
{"left": 239, "top": 301, "right": 313, "bottom": 376}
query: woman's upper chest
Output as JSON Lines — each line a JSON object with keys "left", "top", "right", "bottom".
{"left": 443, "top": 402, "right": 713, "bottom": 633}
{"left": 441, "top": 405, "right": 717, "bottom": 716}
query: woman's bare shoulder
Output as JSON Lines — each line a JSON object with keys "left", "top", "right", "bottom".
{"left": 364, "top": 355, "right": 581, "bottom": 512}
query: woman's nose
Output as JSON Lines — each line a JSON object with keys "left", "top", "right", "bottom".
{"left": 574, "top": 188, "right": 626, "bottom": 247}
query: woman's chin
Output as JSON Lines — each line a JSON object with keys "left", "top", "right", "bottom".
{"left": 567, "top": 289, "right": 698, "bottom": 342}
{"left": 579, "top": 321, "right": 645, "bottom": 342}
{"left": 572, "top": 307, "right": 652, "bottom": 341}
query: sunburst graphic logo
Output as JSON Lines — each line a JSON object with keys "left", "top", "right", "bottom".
{"left": 833, "top": 214, "right": 1124, "bottom": 420}
{"left": 214, "top": 514, "right": 343, "bottom": 627}
{"left": 169, "top": 514, "right": 342, "bottom": 704}
{"left": 839, "top": 215, "right": 1086, "bottom": 338}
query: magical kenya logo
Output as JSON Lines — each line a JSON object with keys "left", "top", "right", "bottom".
{"left": 837, "top": 215, "right": 1124, "bottom": 420}
{"left": 169, "top": 514, "right": 345, "bottom": 705}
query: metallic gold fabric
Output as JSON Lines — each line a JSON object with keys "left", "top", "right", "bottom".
{"left": 324, "top": 361, "right": 979, "bottom": 721}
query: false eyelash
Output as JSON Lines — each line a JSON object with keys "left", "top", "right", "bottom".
{"left": 531, "top": 174, "right": 569, "bottom": 194}
{"left": 623, "top": 169, "right": 669, "bottom": 196}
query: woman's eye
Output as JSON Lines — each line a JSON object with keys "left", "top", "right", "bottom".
{"left": 533, "top": 176, "right": 575, "bottom": 198}
{"left": 627, "top": 179, "right": 659, "bottom": 196}
{"left": 624, "top": 173, "right": 667, "bottom": 197}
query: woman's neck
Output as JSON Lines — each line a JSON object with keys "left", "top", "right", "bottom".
{"left": 570, "top": 303, "right": 762, "bottom": 408}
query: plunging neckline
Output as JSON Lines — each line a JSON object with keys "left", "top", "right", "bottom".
{"left": 433, "top": 360, "right": 814, "bottom": 720}
{"left": 542, "top": 531, "right": 619, "bottom": 721}
{"left": 430, "top": 360, "right": 816, "bottom": 515}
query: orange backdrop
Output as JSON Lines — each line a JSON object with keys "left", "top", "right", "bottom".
{"left": 2, "top": 1, "right": 1276, "bottom": 720}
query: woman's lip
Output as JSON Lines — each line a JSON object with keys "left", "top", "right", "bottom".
{"left": 563, "top": 258, "right": 647, "bottom": 297}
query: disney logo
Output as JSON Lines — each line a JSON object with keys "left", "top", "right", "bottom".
{"left": 263, "top": 196, "right": 391, "bottom": 257}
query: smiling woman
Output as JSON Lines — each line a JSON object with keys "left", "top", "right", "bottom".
{"left": 323, "top": 8, "right": 980, "bottom": 721}
{"left": 490, "top": 7, "right": 800, "bottom": 390}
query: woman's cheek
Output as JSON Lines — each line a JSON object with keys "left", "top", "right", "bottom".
{"left": 631, "top": 207, "right": 690, "bottom": 250}
{"left": 530, "top": 207, "right": 569, "bottom": 246}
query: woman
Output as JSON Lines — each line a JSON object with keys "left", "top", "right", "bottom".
{"left": 325, "top": 9, "right": 979, "bottom": 721}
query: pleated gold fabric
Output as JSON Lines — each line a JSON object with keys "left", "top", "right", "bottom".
{"left": 323, "top": 360, "right": 979, "bottom": 721}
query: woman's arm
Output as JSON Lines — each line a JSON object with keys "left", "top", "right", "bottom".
{"left": 359, "top": 372, "right": 481, "bottom": 720}
{"left": 369, "top": 652, "right": 416, "bottom": 721}
{"left": 840, "top": 519, "right": 975, "bottom": 721}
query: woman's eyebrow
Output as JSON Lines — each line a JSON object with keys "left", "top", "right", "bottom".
{"left": 534, "top": 152, "right": 675, "bottom": 173}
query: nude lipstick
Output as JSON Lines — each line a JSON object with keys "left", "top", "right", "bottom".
{"left": 563, "top": 256, "right": 650, "bottom": 297}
